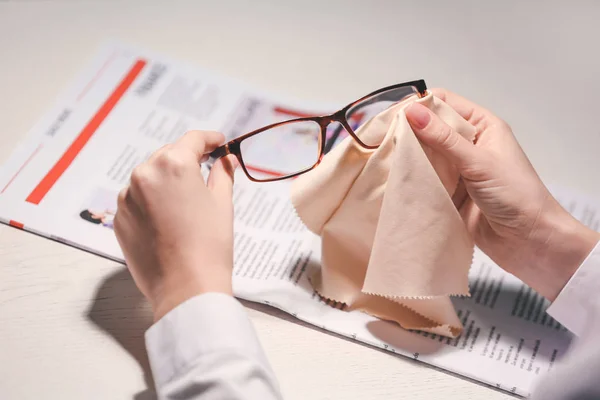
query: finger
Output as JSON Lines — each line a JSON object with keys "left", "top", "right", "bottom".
{"left": 406, "top": 102, "right": 479, "bottom": 171}
{"left": 113, "top": 187, "right": 128, "bottom": 235}
{"left": 128, "top": 163, "right": 157, "bottom": 208}
{"left": 117, "top": 186, "right": 129, "bottom": 213}
{"left": 459, "top": 196, "right": 482, "bottom": 237}
{"left": 114, "top": 186, "right": 139, "bottom": 241}
{"left": 173, "top": 131, "right": 226, "bottom": 162}
{"left": 430, "top": 88, "right": 492, "bottom": 129}
{"left": 451, "top": 177, "right": 469, "bottom": 210}
{"left": 207, "top": 155, "right": 239, "bottom": 200}
{"left": 116, "top": 185, "right": 143, "bottom": 217}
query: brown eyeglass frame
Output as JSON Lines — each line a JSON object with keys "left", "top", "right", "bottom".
{"left": 208, "top": 79, "right": 428, "bottom": 182}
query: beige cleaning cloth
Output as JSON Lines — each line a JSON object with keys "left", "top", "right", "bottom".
{"left": 290, "top": 92, "right": 477, "bottom": 338}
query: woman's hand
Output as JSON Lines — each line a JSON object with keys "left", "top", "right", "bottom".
{"left": 114, "top": 131, "right": 238, "bottom": 321}
{"left": 406, "top": 89, "right": 600, "bottom": 300}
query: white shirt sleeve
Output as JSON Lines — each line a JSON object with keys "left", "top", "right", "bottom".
{"left": 145, "top": 293, "right": 283, "bottom": 400}
{"left": 531, "top": 241, "right": 600, "bottom": 399}
{"left": 546, "top": 241, "right": 600, "bottom": 336}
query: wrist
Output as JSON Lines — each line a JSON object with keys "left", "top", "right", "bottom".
{"left": 526, "top": 199, "right": 600, "bottom": 301}
{"left": 151, "top": 268, "right": 233, "bottom": 322}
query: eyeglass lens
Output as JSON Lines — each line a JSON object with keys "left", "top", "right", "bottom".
{"left": 344, "top": 85, "right": 420, "bottom": 147}
{"left": 239, "top": 119, "right": 322, "bottom": 181}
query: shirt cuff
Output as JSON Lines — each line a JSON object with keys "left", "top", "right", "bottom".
{"left": 145, "top": 292, "right": 268, "bottom": 388}
{"left": 546, "top": 241, "right": 600, "bottom": 336}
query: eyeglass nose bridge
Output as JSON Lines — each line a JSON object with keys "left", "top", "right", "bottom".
{"left": 317, "top": 109, "right": 358, "bottom": 154}
{"left": 317, "top": 109, "right": 354, "bottom": 133}
{"left": 331, "top": 109, "right": 347, "bottom": 122}
{"left": 314, "top": 109, "right": 346, "bottom": 127}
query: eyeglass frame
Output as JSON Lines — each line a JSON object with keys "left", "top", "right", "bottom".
{"left": 208, "top": 79, "right": 428, "bottom": 182}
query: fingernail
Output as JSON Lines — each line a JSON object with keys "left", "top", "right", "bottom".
{"left": 406, "top": 103, "right": 431, "bottom": 129}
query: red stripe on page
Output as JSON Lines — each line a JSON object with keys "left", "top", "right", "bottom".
{"left": 26, "top": 59, "right": 147, "bottom": 205}
{"left": 1, "top": 144, "right": 43, "bottom": 194}
{"left": 273, "top": 106, "right": 315, "bottom": 119}
{"left": 9, "top": 220, "right": 24, "bottom": 229}
{"left": 245, "top": 165, "right": 285, "bottom": 177}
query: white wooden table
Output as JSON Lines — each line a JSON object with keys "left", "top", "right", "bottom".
{"left": 1, "top": 1, "right": 599, "bottom": 399}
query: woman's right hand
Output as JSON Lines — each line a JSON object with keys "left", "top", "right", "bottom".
{"left": 406, "top": 88, "right": 600, "bottom": 301}
{"left": 113, "top": 131, "right": 238, "bottom": 322}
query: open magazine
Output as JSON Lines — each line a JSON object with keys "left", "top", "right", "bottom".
{"left": 1, "top": 41, "right": 596, "bottom": 397}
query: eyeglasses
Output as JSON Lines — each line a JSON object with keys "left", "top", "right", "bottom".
{"left": 208, "top": 80, "right": 427, "bottom": 182}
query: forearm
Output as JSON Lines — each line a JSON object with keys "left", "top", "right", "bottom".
{"left": 146, "top": 293, "right": 283, "bottom": 400}
{"left": 523, "top": 197, "right": 600, "bottom": 301}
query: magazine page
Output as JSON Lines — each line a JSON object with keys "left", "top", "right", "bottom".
{"left": 229, "top": 180, "right": 588, "bottom": 398}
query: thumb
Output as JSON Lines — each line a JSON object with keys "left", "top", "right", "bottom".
{"left": 406, "top": 102, "right": 478, "bottom": 172}
{"left": 207, "top": 155, "right": 238, "bottom": 201}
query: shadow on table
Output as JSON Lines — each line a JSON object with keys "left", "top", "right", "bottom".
{"left": 84, "top": 262, "right": 564, "bottom": 400}
{"left": 87, "top": 267, "right": 156, "bottom": 400}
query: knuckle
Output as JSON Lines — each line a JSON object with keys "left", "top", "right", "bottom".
{"left": 113, "top": 212, "right": 123, "bottom": 234}
{"left": 130, "top": 165, "right": 153, "bottom": 188}
{"left": 437, "top": 125, "right": 459, "bottom": 150}
{"left": 113, "top": 206, "right": 126, "bottom": 231}
{"left": 462, "top": 155, "right": 491, "bottom": 180}
{"left": 154, "top": 143, "right": 172, "bottom": 156}
{"left": 497, "top": 119, "right": 512, "bottom": 133}
{"left": 156, "top": 148, "right": 187, "bottom": 173}
{"left": 181, "top": 130, "right": 199, "bottom": 140}
{"left": 185, "top": 130, "right": 222, "bottom": 141}
{"left": 179, "top": 130, "right": 202, "bottom": 145}
{"left": 117, "top": 188, "right": 128, "bottom": 209}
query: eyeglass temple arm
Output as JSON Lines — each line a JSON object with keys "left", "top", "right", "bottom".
{"left": 205, "top": 143, "right": 230, "bottom": 167}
